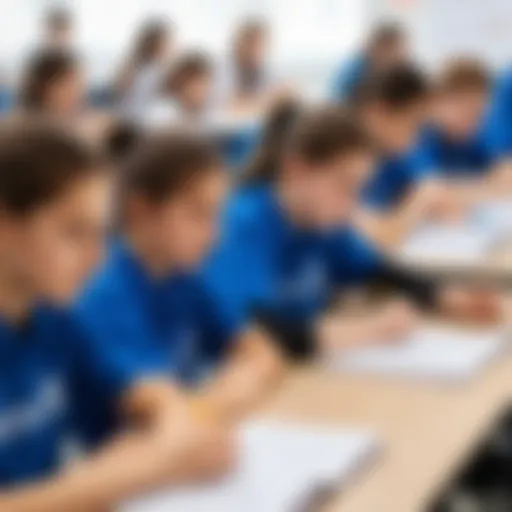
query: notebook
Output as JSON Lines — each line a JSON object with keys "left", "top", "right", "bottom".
{"left": 121, "top": 420, "right": 378, "bottom": 512}
{"left": 400, "top": 224, "right": 498, "bottom": 264}
{"left": 331, "top": 326, "right": 505, "bottom": 382}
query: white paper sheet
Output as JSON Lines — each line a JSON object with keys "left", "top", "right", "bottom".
{"left": 400, "top": 224, "right": 498, "bottom": 264}
{"left": 332, "top": 326, "right": 505, "bottom": 381}
{"left": 474, "top": 200, "right": 512, "bottom": 238}
{"left": 121, "top": 421, "right": 378, "bottom": 512}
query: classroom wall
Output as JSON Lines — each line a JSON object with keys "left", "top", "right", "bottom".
{"left": 0, "top": 0, "right": 369, "bottom": 97}
{"left": 373, "top": 0, "right": 512, "bottom": 71}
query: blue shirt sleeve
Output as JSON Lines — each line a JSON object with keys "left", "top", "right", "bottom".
{"left": 484, "top": 71, "right": 512, "bottom": 160}
{"left": 363, "top": 154, "right": 428, "bottom": 211}
{"left": 202, "top": 211, "right": 276, "bottom": 344}
{"left": 326, "top": 228, "right": 384, "bottom": 287}
{"left": 73, "top": 288, "right": 169, "bottom": 404}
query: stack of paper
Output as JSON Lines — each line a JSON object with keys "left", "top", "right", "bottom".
{"left": 400, "top": 224, "right": 498, "bottom": 264}
{"left": 121, "top": 421, "right": 378, "bottom": 512}
{"left": 474, "top": 200, "right": 512, "bottom": 239}
{"left": 332, "top": 326, "right": 505, "bottom": 381}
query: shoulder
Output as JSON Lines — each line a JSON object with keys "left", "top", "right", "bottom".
{"left": 221, "top": 184, "right": 275, "bottom": 237}
{"left": 74, "top": 248, "right": 135, "bottom": 321}
{"left": 31, "top": 303, "right": 91, "bottom": 366}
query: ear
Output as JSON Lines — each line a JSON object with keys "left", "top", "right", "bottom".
{"left": 282, "top": 152, "right": 303, "bottom": 179}
{"left": 124, "top": 194, "right": 154, "bottom": 226}
{"left": 0, "top": 207, "right": 21, "bottom": 241}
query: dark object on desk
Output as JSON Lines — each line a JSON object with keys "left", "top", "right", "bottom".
{"left": 430, "top": 403, "right": 512, "bottom": 512}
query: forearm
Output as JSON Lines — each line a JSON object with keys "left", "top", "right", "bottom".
{"left": 357, "top": 201, "right": 423, "bottom": 249}
{"left": 0, "top": 434, "right": 184, "bottom": 512}
{"left": 197, "top": 327, "right": 285, "bottom": 423}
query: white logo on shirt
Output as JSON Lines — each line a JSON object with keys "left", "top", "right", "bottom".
{"left": 279, "top": 258, "right": 327, "bottom": 303}
{"left": 0, "top": 376, "right": 67, "bottom": 445}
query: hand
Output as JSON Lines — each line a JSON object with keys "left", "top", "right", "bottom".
{"left": 317, "top": 300, "right": 419, "bottom": 352}
{"left": 155, "top": 403, "right": 236, "bottom": 484}
{"left": 372, "top": 299, "right": 420, "bottom": 343}
{"left": 421, "top": 181, "right": 468, "bottom": 222}
{"left": 439, "top": 286, "right": 503, "bottom": 323}
{"left": 489, "top": 161, "right": 512, "bottom": 195}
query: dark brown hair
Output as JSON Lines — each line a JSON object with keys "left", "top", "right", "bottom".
{"left": 122, "top": 131, "right": 221, "bottom": 204}
{"left": 131, "top": 20, "right": 170, "bottom": 66}
{"left": 0, "top": 117, "right": 104, "bottom": 215}
{"left": 20, "top": 49, "right": 78, "bottom": 110}
{"left": 243, "top": 105, "right": 372, "bottom": 184}
{"left": 165, "top": 52, "right": 213, "bottom": 96}
{"left": 368, "top": 22, "right": 405, "bottom": 51}
{"left": 356, "top": 63, "right": 429, "bottom": 111}
{"left": 436, "top": 58, "right": 490, "bottom": 95}
{"left": 243, "top": 98, "right": 302, "bottom": 183}
{"left": 234, "top": 17, "right": 268, "bottom": 53}
{"left": 45, "top": 7, "right": 72, "bottom": 32}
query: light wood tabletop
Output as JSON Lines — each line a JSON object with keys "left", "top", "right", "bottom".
{"left": 259, "top": 348, "right": 512, "bottom": 512}
{"left": 256, "top": 240, "right": 512, "bottom": 512}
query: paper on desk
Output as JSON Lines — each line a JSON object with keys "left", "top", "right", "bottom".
{"left": 400, "top": 224, "right": 498, "bottom": 264}
{"left": 474, "top": 200, "right": 512, "bottom": 238}
{"left": 332, "top": 326, "right": 505, "bottom": 381}
{"left": 121, "top": 421, "right": 378, "bottom": 512}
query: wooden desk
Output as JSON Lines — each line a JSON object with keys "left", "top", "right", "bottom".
{"left": 259, "top": 355, "right": 512, "bottom": 512}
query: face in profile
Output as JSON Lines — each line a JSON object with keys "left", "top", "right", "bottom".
{"left": 180, "top": 74, "right": 214, "bottom": 112}
{"left": 45, "top": 67, "right": 85, "bottom": 117}
{"left": 435, "top": 90, "right": 489, "bottom": 139}
{"left": 372, "top": 40, "right": 408, "bottom": 72}
{"left": 238, "top": 32, "right": 268, "bottom": 69}
{"left": 0, "top": 173, "right": 112, "bottom": 304}
{"left": 367, "top": 102, "right": 426, "bottom": 154}
{"left": 139, "top": 168, "right": 228, "bottom": 270}
{"left": 289, "top": 150, "right": 374, "bottom": 229}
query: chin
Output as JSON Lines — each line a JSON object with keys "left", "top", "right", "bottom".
{"left": 44, "top": 286, "right": 78, "bottom": 306}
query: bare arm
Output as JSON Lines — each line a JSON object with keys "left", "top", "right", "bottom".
{"left": 0, "top": 391, "right": 234, "bottom": 512}
{"left": 194, "top": 326, "right": 285, "bottom": 424}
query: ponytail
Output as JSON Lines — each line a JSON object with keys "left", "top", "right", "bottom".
{"left": 242, "top": 98, "right": 302, "bottom": 184}
{"left": 243, "top": 102, "right": 372, "bottom": 184}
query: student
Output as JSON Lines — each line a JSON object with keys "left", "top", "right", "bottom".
{"left": 19, "top": 49, "right": 125, "bottom": 147}
{"left": 0, "top": 118, "right": 232, "bottom": 510}
{"left": 19, "top": 49, "right": 84, "bottom": 120}
{"left": 216, "top": 17, "right": 285, "bottom": 113}
{"left": 415, "top": 58, "right": 493, "bottom": 179}
{"left": 42, "top": 7, "right": 74, "bottom": 51}
{"left": 145, "top": 52, "right": 260, "bottom": 168}
{"left": 74, "top": 131, "right": 282, "bottom": 446}
{"left": 145, "top": 51, "right": 215, "bottom": 128}
{"left": 482, "top": 67, "right": 512, "bottom": 190}
{"left": 204, "top": 106, "right": 501, "bottom": 361}
{"left": 116, "top": 20, "right": 173, "bottom": 122}
{"left": 355, "top": 64, "right": 457, "bottom": 246}
{"left": 332, "top": 22, "right": 408, "bottom": 103}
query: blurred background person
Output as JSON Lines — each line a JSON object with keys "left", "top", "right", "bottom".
{"left": 145, "top": 51, "right": 215, "bottom": 128}
{"left": 332, "top": 21, "right": 409, "bottom": 103}
{"left": 115, "top": 19, "right": 174, "bottom": 122}
{"left": 216, "top": 17, "right": 288, "bottom": 115}
{"left": 18, "top": 49, "right": 84, "bottom": 120}
{"left": 41, "top": 6, "right": 74, "bottom": 51}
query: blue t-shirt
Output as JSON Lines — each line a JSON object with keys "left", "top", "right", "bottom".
{"left": 363, "top": 152, "right": 427, "bottom": 211}
{"left": 413, "top": 125, "right": 493, "bottom": 179}
{"left": 484, "top": 68, "right": 512, "bottom": 159}
{"left": 0, "top": 304, "right": 104, "bottom": 486}
{"left": 74, "top": 241, "right": 234, "bottom": 446}
{"left": 203, "top": 184, "right": 383, "bottom": 334}
{"left": 331, "top": 54, "right": 368, "bottom": 102}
